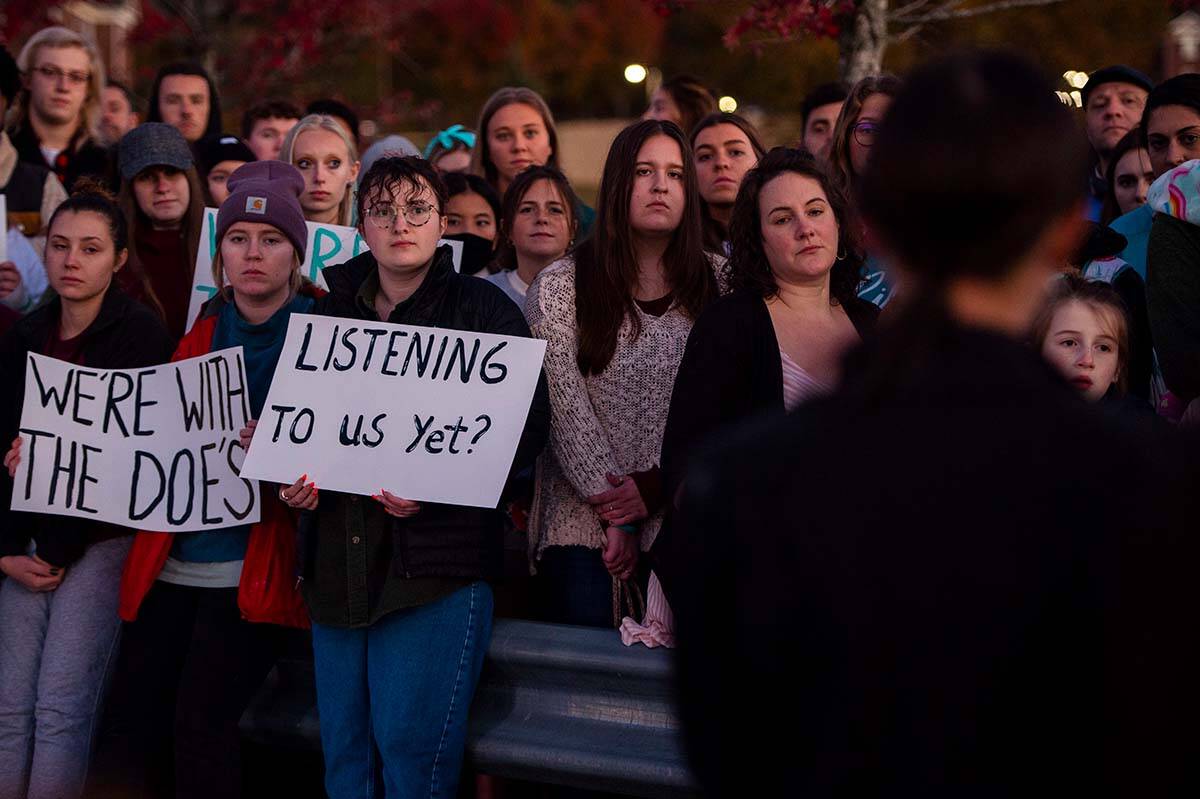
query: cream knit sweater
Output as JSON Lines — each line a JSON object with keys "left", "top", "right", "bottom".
{"left": 524, "top": 255, "right": 724, "bottom": 561}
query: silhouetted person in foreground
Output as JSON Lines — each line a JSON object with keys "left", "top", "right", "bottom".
{"left": 670, "top": 50, "right": 1198, "bottom": 797}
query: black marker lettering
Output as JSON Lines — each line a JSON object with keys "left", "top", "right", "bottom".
{"left": 480, "top": 341, "right": 509, "bottom": 384}
{"left": 295, "top": 322, "right": 319, "bottom": 370}
{"left": 129, "top": 451, "right": 166, "bottom": 520}
{"left": 102, "top": 371, "right": 134, "bottom": 436}
{"left": 333, "top": 327, "right": 359, "bottom": 371}
{"left": 48, "top": 436, "right": 77, "bottom": 508}
{"left": 29, "top": 356, "right": 74, "bottom": 414}
{"left": 321, "top": 324, "right": 340, "bottom": 371}
{"left": 133, "top": 369, "right": 157, "bottom": 436}
{"left": 363, "top": 413, "right": 386, "bottom": 448}
{"left": 406, "top": 414, "right": 435, "bottom": 453}
{"left": 199, "top": 441, "right": 222, "bottom": 524}
{"left": 70, "top": 369, "right": 98, "bottom": 426}
{"left": 268, "top": 405, "right": 296, "bottom": 442}
{"left": 424, "top": 430, "right": 446, "bottom": 454}
{"left": 403, "top": 331, "right": 433, "bottom": 377}
{"left": 445, "top": 416, "right": 468, "bottom": 454}
{"left": 77, "top": 444, "right": 101, "bottom": 514}
{"left": 17, "top": 428, "right": 54, "bottom": 501}
{"left": 176, "top": 364, "right": 206, "bottom": 431}
{"left": 360, "top": 328, "right": 387, "bottom": 371}
{"left": 444, "top": 338, "right": 481, "bottom": 383}
{"left": 224, "top": 441, "right": 255, "bottom": 521}
{"left": 381, "top": 330, "right": 408, "bottom": 376}
{"left": 167, "top": 449, "right": 195, "bottom": 525}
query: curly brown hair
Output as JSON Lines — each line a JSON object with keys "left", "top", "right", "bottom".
{"left": 727, "top": 147, "right": 861, "bottom": 307}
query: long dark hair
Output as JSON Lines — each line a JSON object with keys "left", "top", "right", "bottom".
{"left": 691, "top": 112, "right": 767, "bottom": 252}
{"left": 1101, "top": 130, "right": 1148, "bottom": 224}
{"left": 491, "top": 165, "right": 579, "bottom": 273}
{"left": 575, "top": 119, "right": 717, "bottom": 375}
{"left": 828, "top": 74, "right": 903, "bottom": 198}
{"left": 727, "top": 147, "right": 860, "bottom": 307}
{"left": 117, "top": 166, "right": 206, "bottom": 319}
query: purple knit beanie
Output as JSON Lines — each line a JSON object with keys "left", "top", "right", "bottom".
{"left": 215, "top": 160, "right": 309, "bottom": 260}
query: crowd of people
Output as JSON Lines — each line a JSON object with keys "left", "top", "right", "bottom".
{"left": 0, "top": 22, "right": 1197, "bottom": 799}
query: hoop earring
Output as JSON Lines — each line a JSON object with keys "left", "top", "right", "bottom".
{"left": 835, "top": 244, "right": 848, "bottom": 261}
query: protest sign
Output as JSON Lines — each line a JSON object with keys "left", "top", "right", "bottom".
{"left": 11, "top": 349, "right": 260, "bottom": 532}
{"left": 240, "top": 314, "right": 545, "bottom": 509}
{"left": 186, "top": 209, "right": 467, "bottom": 331}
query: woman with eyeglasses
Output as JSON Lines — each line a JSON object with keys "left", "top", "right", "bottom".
{"left": 828, "top": 75, "right": 904, "bottom": 309}
{"left": 273, "top": 155, "right": 550, "bottom": 799}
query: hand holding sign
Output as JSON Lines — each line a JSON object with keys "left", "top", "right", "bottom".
{"left": 240, "top": 314, "right": 546, "bottom": 508}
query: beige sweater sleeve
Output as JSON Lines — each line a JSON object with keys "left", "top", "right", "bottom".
{"left": 526, "top": 260, "right": 622, "bottom": 499}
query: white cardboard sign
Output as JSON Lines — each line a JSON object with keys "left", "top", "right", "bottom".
{"left": 11, "top": 349, "right": 260, "bottom": 532}
{"left": 239, "top": 313, "right": 545, "bottom": 509}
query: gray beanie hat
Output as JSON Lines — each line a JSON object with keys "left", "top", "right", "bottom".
{"left": 118, "top": 122, "right": 194, "bottom": 181}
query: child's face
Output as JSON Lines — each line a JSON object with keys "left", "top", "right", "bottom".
{"left": 1041, "top": 299, "right": 1121, "bottom": 402}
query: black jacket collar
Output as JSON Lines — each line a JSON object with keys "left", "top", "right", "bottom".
{"left": 325, "top": 244, "right": 457, "bottom": 326}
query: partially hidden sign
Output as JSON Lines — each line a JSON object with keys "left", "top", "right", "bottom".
{"left": 186, "top": 208, "right": 367, "bottom": 332}
{"left": 239, "top": 314, "right": 546, "bottom": 509}
{"left": 11, "top": 349, "right": 259, "bottom": 532}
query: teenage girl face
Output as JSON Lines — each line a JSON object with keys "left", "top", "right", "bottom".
{"left": 220, "top": 222, "right": 296, "bottom": 304}
{"left": 693, "top": 123, "right": 758, "bottom": 208}
{"left": 292, "top": 128, "right": 360, "bottom": 223}
{"left": 628, "top": 134, "right": 686, "bottom": 239}
{"left": 45, "top": 210, "right": 127, "bottom": 304}
{"left": 132, "top": 166, "right": 190, "bottom": 228}
{"left": 359, "top": 177, "right": 447, "bottom": 275}
{"left": 444, "top": 191, "right": 497, "bottom": 241}
{"left": 511, "top": 179, "right": 574, "bottom": 263}
{"left": 1112, "top": 147, "right": 1153, "bottom": 216}
{"left": 1146, "top": 104, "right": 1200, "bottom": 178}
{"left": 487, "top": 103, "right": 552, "bottom": 187}
{"left": 758, "top": 172, "right": 841, "bottom": 286}
{"left": 1041, "top": 299, "right": 1121, "bottom": 402}
{"left": 850, "top": 93, "right": 892, "bottom": 178}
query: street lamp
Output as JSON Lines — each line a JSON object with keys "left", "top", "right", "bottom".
{"left": 625, "top": 64, "right": 648, "bottom": 84}
{"left": 718, "top": 95, "right": 738, "bottom": 113}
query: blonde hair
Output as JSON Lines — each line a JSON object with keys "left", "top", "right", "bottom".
{"left": 14, "top": 26, "right": 105, "bottom": 145}
{"left": 469, "top": 87, "right": 560, "bottom": 191}
{"left": 281, "top": 114, "right": 359, "bottom": 226}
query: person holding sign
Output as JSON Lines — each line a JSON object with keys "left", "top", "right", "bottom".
{"left": 93, "top": 161, "right": 319, "bottom": 798}
{"left": 279, "top": 155, "right": 548, "bottom": 799}
{"left": 0, "top": 185, "right": 173, "bottom": 799}
{"left": 281, "top": 113, "right": 360, "bottom": 227}
{"left": 524, "top": 119, "right": 723, "bottom": 633}
{"left": 114, "top": 122, "right": 206, "bottom": 340}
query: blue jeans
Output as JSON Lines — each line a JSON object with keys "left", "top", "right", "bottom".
{"left": 0, "top": 536, "right": 131, "bottom": 799}
{"left": 311, "top": 581, "right": 494, "bottom": 799}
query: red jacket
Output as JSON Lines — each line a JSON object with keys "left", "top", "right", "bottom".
{"left": 119, "top": 298, "right": 317, "bottom": 628}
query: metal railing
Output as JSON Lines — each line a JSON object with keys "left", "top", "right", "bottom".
{"left": 240, "top": 619, "right": 700, "bottom": 797}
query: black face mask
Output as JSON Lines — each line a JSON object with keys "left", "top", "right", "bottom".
{"left": 440, "top": 232, "right": 497, "bottom": 275}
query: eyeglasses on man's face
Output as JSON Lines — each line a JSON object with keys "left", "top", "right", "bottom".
{"left": 30, "top": 65, "right": 91, "bottom": 87}
{"left": 365, "top": 201, "right": 436, "bottom": 228}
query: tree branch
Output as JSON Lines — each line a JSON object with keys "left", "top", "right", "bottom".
{"left": 892, "top": 23, "right": 927, "bottom": 43}
{"left": 891, "top": 0, "right": 1064, "bottom": 25}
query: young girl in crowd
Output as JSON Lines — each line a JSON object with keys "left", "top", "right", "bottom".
{"left": 653, "top": 147, "right": 879, "bottom": 633}
{"left": 1101, "top": 130, "right": 1153, "bottom": 224}
{"left": 424, "top": 124, "right": 476, "bottom": 174}
{"left": 444, "top": 171, "right": 501, "bottom": 243}
{"left": 644, "top": 74, "right": 718, "bottom": 136}
{"left": 115, "top": 122, "right": 206, "bottom": 340}
{"left": 525, "top": 119, "right": 722, "bottom": 629}
{"left": 471, "top": 87, "right": 595, "bottom": 236}
{"left": 828, "top": 74, "right": 903, "bottom": 308}
{"left": 282, "top": 113, "right": 360, "bottom": 227}
{"left": 92, "top": 162, "right": 316, "bottom": 799}
{"left": 276, "top": 155, "right": 548, "bottom": 799}
{"left": 1034, "top": 273, "right": 1130, "bottom": 406}
{"left": 690, "top": 112, "right": 765, "bottom": 254}
{"left": 0, "top": 185, "right": 174, "bottom": 799}
{"left": 485, "top": 165, "right": 579, "bottom": 307}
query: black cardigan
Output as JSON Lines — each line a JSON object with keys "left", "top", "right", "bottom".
{"left": 659, "top": 288, "right": 879, "bottom": 508}
{"left": 0, "top": 285, "right": 174, "bottom": 567}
